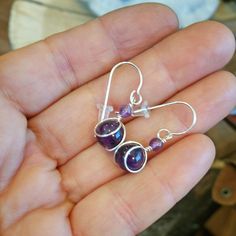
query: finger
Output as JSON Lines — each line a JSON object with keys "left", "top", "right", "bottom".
{"left": 29, "top": 21, "right": 235, "bottom": 164}
{"left": 70, "top": 134, "right": 215, "bottom": 236}
{"left": 2, "top": 202, "right": 72, "bottom": 236}
{"left": 0, "top": 95, "right": 26, "bottom": 191}
{"left": 0, "top": 3, "right": 178, "bottom": 116}
{"left": 0, "top": 140, "right": 66, "bottom": 229}
{"left": 60, "top": 70, "right": 236, "bottom": 203}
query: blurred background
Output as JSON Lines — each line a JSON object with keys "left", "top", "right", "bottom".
{"left": 0, "top": 0, "right": 236, "bottom": 235}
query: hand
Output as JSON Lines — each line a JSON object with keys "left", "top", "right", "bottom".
{"left": 0, "top": 3, "right": 235, "bottom": 236}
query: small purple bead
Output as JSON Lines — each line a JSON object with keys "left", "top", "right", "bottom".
{"left": 119, "top": 104, "right": 132, "bottom": 118}
{"left": 149, "top": 138, "right": 163, "bottom": 151}
{"left": 115, "top": 143, "right": 146, "bottom": 172}
{"left": 95, "top": 119, "right": 124, "bottom": 150}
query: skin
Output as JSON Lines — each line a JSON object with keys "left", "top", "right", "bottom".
{"left": 0, "top": 3, "right": 236, "bottom": 236}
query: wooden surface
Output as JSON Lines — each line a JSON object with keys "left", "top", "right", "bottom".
{"left": 205, "top": 206, "right": 236, "bottom": 236}
{"left": 212, "top": 164, "right": 236, "bottom": 206}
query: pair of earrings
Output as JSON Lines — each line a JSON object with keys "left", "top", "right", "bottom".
{"left": 94, "top": 62, "right": 197, "bottom": 173}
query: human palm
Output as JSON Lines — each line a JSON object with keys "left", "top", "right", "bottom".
{"left": 0, "top": 4, "right": 236, "bottom": 236}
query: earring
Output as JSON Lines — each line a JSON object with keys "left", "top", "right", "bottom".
{"left": 114, "top": 101, "right": 197, "bottom": 173}
{"left": 94, "top": 61, "right": 144, "bottom": 151}
{"left": 94, "top": 62, "right": 197, "bottom": 173}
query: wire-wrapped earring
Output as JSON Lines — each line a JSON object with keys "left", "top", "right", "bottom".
{"left": 114, "top": 101, "right": 197, "bottom": 173}
{"left": 94, "top": 61, "right": 144, "bottom": 151}
{"left": 94, "top": 61, "right": 197, "bottom": 173}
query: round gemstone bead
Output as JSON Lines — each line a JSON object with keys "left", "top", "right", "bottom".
{"left": 96, "top": 118, "right": 119, "bottom": 134}
{"left": 149, "top": 137, "right": 163, "bottom": 151}
{"left": 95, "top": 118, "right": 125, "bottom": 151}
{"left": 119, "top": 104, "right": 132, "bottom": 118}
{"left": 115, "top": 142, "right": 147, "bottom": 173}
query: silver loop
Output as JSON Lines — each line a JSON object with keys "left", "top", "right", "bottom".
{"left": 150, "top": 101, "right": 197, "bottom": 141}
{"left": 157, "top": 129, "right": 173, "bottom": 143}
{"left": 100, "top": 61, "right": 143, "bottom": 121}
{"left": 130, "top": 90, "right": 142, "bottom": 105}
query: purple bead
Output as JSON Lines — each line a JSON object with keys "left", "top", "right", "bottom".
{"left": 115, "top": 143, "right": 134, "bottom": 170}
{"left": 95, "top": 118, "right": 125, "bottom": 151}
{"left": 119, "top": 104, "right": 132, "bottom": 118}
{"left": 149, "top": 138, "right": 163, "bottom": 151}
{"left": 115, "top": 142, "right": 147, "bottom": 172}
{"left": 96, "top": 119, "right": 119, "bottom": 134}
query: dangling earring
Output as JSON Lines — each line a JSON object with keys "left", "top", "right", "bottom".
{"left": 94, "top": 61, "right": 144, "bottom": 151}
{"left": 114, "top": 101, "right": 197, "bottom": 173}
{"left": 94, "top": 61, "right": 197, "bottom": 174}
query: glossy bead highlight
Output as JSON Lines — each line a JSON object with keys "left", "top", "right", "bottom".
{"left": 95, "top": 118, "right": 125, "bottom": 151}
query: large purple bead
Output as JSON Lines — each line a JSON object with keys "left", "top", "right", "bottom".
{"left": 115, "top": 142, "right": 147, "bottom": 173}
{"left": 95, "top": 118, "right": 125, "bottom": 151}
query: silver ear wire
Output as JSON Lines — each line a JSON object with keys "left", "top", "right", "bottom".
{"left": 100, "top": 61, "right": 143, "bottom": 121}
{"left": 133, "top": 101, "right": 197, "bottom": 142}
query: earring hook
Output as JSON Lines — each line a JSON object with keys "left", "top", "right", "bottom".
{"left": 100, "top": 61, "right": 143, "bottom": 121}
{"left": 133, "top": 101, "right": 197, "bottom": 142}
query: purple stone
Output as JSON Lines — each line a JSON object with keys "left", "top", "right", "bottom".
{"left": 115, "top": 143, "right": 134, "bottom": 170}
{"left": 115, "top": 143, "right": 146, "bottom": 172}
{"left": 149, "top": 138, "right": 163, "bottom": 151}
{"left": 95, "top": 119, "right": 124, "bottom": 150}
{"left": 96, "top": 119, "right": 120, "bottom": 134}
{"left": 119, "top": 104, "right": 132, "bottom": 118}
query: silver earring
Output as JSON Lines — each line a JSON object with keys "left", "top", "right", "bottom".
{"left": 94, "top": 61, "right": 144, "bottom": 151}
{"left": 115, "top": 101, "right": 197, "bottom": 173}
{"left": 94, "top": 62, "right": 197, "bottom": 173}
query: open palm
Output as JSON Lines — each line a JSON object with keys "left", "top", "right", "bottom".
{"left": 0, "top": 3, "right": 236, "bottom": 236}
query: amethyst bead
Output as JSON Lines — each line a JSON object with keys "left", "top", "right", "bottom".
{"left": 119, "top": 104, "right": 132, "bottom": 118}
{"left": 149, "top": 138, "right": 163, "bottom": 151}
{"left": 115, "top": 142, "right": 147, "bottom": 173}
{"left": 95, "top": 118, "right": 125, "bottom": 151}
